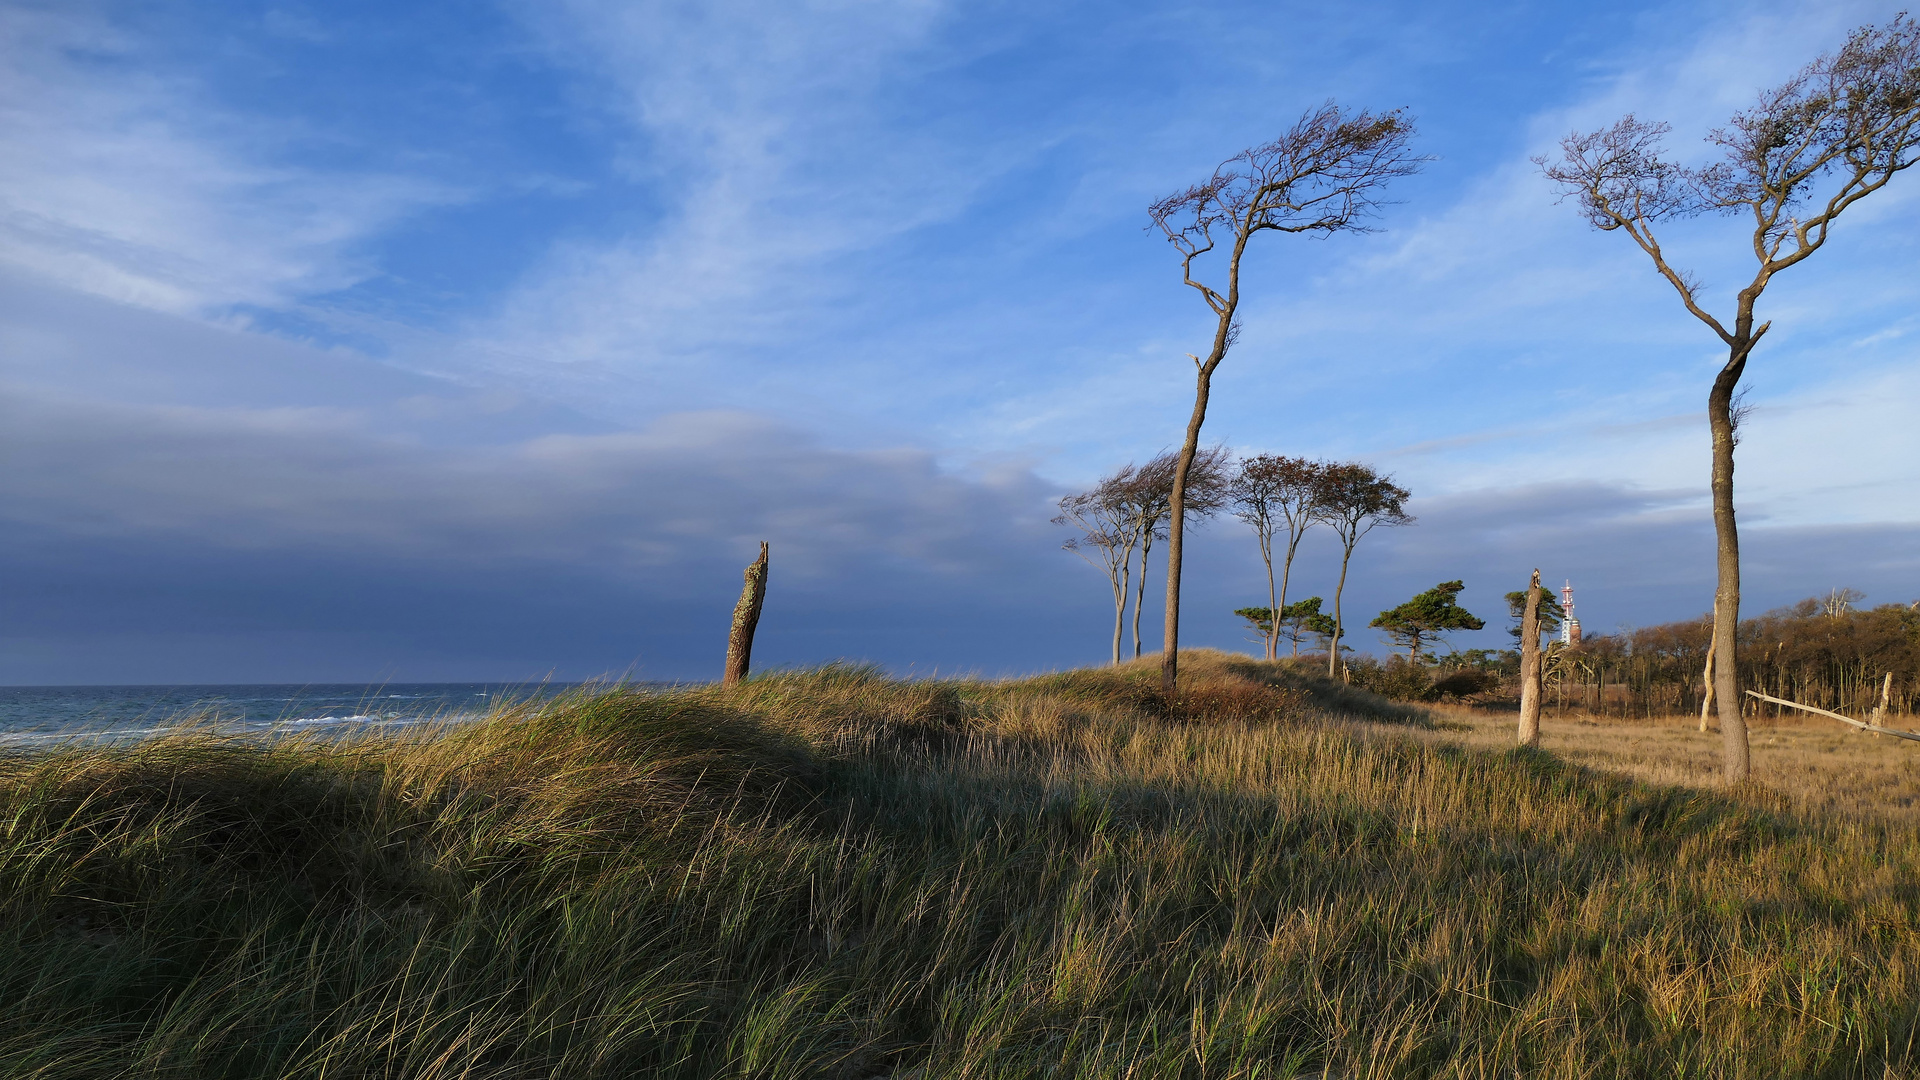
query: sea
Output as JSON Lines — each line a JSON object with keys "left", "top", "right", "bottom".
{"left": 0, "top": 682, "right": 606, "bottom": 747}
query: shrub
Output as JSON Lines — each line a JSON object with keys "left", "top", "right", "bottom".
{"left": 1347, "top": 654, "right": 1434, "bottom": 701}
{"left": 1430, "top": 668, "right": 1498, "bottom": 699}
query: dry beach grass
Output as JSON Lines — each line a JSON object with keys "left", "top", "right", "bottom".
{"left": 5, "top": 651, "right": 1920, "bottom": 1077}
{"left": 1423, "top": 702, "right": 1920, "bottom": 825}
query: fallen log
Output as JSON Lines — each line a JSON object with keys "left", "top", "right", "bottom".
{"left": 1743, "top": 690, "right": 1920, "bottom": 744}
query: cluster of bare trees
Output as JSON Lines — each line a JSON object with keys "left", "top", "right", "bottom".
{"left": 1054, "top": 448, "right": 1230, "bottom": 665}
{"left": 1105, "top": 15, "right": 1916, "bottom": 780}
{"left": 1057, "top": 452, "right": 1412, "bottom": 673}
{"left": 1228, "top": 457, "right": 1411, "bottom": 676}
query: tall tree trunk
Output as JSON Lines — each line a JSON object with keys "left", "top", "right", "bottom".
{"left": 1709, "top": 354, "right": 1750, "bottom": 780}
{"left": 1279, "top": 533, "right": 1302, "bottom": 657}
{"left": 1259, "top": 525, "right": 1278, "bottom": 661}
{"left": 723, "top": 542, "right": 769, "bottom": 686}
{"left": 1152, "top": 343, "right": 1228, "bottom": 687}
{"left": 1519, "top": 569, "right": 1542, "bottom": 746}
{"left": 1133, "top": 539, "right": 1152, "bottom": 659}
{"left": 1328, "top": 542, "right": 1354, "bottom": 680}
{"left": 1160, "top": 229, "right": 1240, "bottom": 694}
{"left": 1161, "top": 358, "right": 1221, "bottom": 693}
{"left": 1111, "top": 560, "right": 1128, "bottom": 666}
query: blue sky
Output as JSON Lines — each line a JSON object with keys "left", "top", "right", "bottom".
{"left": 2, "top": 0, "right": 1916, "bottom": 683}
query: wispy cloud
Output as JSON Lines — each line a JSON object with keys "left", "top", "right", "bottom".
{"left": 472, "top": 0, "right": 1004, "bottom": 393}
{"left": 0, "top": 5, "right": 458, "bottom": 315}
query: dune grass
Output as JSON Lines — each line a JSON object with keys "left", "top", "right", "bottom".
{"left": 4, "top": 650, "right": 1920, "bottom": 1078}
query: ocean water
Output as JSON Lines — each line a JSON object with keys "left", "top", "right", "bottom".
{"left": 0, "top": 682, "right": 594, "bottom": 747}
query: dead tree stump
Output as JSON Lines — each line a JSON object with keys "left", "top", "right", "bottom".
{"left": 723, "top": 542, "right": 768, "bottom": 686}
{"left": 1518, "top": 568, "right": 1543, "bottom": 747}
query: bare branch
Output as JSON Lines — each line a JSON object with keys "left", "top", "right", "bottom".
{"left": 1148, "top": 102, "right": 1426, "bottom": 322}
{"left": 1541, "top": 14, "right": 1919, "bottom": 343}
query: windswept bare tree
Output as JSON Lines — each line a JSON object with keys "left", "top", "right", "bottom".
{"left": 1538, "top": 14, "right": 1920, "bottom": 779}
{"left": 1148, "top": 104, "right": 1422, "bottom": 693}
{"left": 1125, "top": 447, "right": 1231, "bottom": 658}
{"left": 1055, "top": 465, "right": 1145, "bottom": 665}
{"left": 1315, "top": 463, "right": 1413, "bottom": 679}
{"left": 1230, "top": 455, "right": 1328, "bottom": 660}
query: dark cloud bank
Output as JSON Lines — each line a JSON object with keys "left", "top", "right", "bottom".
{"left": 4, "top": 283, "right": 1915, "bottom": 684}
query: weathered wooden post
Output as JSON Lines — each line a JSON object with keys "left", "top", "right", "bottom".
{"left": 723, "top": 542, "right": 768, "bottom": 686}
{"left": 1518, "top": 568, "right": 1543, "bottom": 747}
{"left": 1698, "top": 636, "right": 1716, "bottom": 732}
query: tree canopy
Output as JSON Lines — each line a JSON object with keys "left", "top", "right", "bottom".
{"left": 1234, "top": 596, "right": 1326, "bottom": 653}
{"left": 1372, "top": 580, "right": 1485, "bottom": 661}
{"left": 1505, "top": 588, "right": 1565, "bottom": 645}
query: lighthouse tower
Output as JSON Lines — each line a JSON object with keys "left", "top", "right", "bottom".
{"left": 1560, "top": 580, "right": 1582, "bottom": 646}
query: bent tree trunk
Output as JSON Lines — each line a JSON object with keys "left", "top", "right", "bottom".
{"left": 1518, "top": 568, "right": 1543, "bottom": 746}
{"left": 723, "top": 542, "right": 769, "bottom": 686}
{"left": 1279, "top": 534, "right": 1302, "bottom": 658}
{"left": 1709, "top": 354, "right": 1750, "bottom": 779}
{"left": 1279, "top": 522, "right": 1318, "bottom": 659}
{"left": 1328, "top": 543, "right": 1354, "bottom": 680}
{"left": 1133, "top": 538, "right": 1153, "bottom": 659}
{"left": 1161, "top": 362, "right": 1215, "bottom": 693}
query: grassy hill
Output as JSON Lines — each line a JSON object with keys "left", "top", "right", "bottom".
{"left": 4, "top": 651, "right": 1918, "bottom": 1078}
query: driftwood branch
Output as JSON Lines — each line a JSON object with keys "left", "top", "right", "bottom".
{"left": 1743, "top": 690, "right": 1920, "bottom": 743}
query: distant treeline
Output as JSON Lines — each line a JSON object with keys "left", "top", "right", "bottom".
{"left": 1351, "top": 594, "right": 1920, "bottom": 719}
{"left": 1568, "top": 596, "right": 1920, "bottom": 719}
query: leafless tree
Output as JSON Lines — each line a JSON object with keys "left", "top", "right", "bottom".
{"left": 1055, "top": 466, "right": 1145, "bottom": 665}
{"left": 1124, "top": 447, "right": 1231, "bottom": 658}
{"left": 1538, "top": 14, "right": 1920, "bottom": 780}
{"left": 1056, "top": 450, "right": 1230, "bottom": 663}
{"left": 1314, "top": 463, "right": 1413, "bottom": 679}
{"left": 1148, "top": 103, "right": 1422, "bottom": 693}
{"left": 1823, "top": 587, "right": 1868, "bottom": 619}
{"left": 1230, "top": 455, "right": 1329, "bottom": 660}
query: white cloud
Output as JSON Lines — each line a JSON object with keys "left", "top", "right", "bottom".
{"left": 0, "top": 5, "right": 456, "bottom": 315}
{"left": 472, "top": 0, "right": 999, "bottom": 390}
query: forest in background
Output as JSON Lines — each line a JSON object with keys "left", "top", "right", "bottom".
{"left": 1347, "top": 592, "right": 1920, "bottom": 719}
